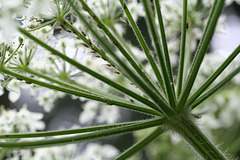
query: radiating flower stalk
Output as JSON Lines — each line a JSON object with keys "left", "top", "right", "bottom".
{"left": 0, "top": 0, "right": 240, "bottom": 159}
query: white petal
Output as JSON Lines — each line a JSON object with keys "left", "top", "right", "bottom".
{"left": 8, "top": 91, "right": 20, "bottom": 103}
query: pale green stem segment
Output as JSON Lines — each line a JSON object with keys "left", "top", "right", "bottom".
{"left": 76, "top": 0, "right": 164, "bottom": 100}
{"left": 119, "top": 0, "right": 166, "bottom": 96}
{"left": 178, "top": 0, "right": 225, "bottom": 109}
{"left": 0, "top": 149, "right": 8, "bottom": 160}
{"left": 27, "top": 19, "right": 56, "bottom": 32}
{"left": 61, "top": 1, "right": 175, "bottom": 117}
{"left": 171, "top": 116, "right": 228, "bottom": 160}
{"left": 140, "top": 0, "right": 177, "bottom": 109}
{"left": 183, "top": 28, "right": 193, "bottom": 83}
{"left": 18, "top": 27, "right": 164, "bottom": 113}
{"left": 0, "top": 45, "right": 7, "bottom": 65}
{"left": 190, "top": 65, "right": 240, "bottom": 109}
{"left": 0, "top": 118, "right": 164, "bottom": 149}
{"left": 0, "top": 118, "right": 166, "bottom": 139}
{"left": 187, "top": 44, "right": 240, "bottom": 106}
{"left": 115, "top": 127, "right": 164, "bottom": 160}
{"left": 177, "top": 0, "right": 188, "bottom": 98}
{"left": 4, "top": 39, "right": 24, "bottom": 64}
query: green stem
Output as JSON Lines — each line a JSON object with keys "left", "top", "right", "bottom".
{"left": 18, "top": 27, "right": 164, "bottom": 113}
{"left": 187, "top": 44, "right": 240, "bottom": 106}
{"left": 115, "top": 127, "right": 164, "bottom": 160}
{"left": 154, "top": 0, "right": 174, "bottom": 89}
{"left": 110, "top": 25, "right": 143, "bottom": 71}
{"left": 0, "top": 118, "right": 163, "bottom": 149}
{"left": 0, "top": 118, "right": 166, "bottom": 139}
{"left": 183, "top": 28, "right": 193, "bottom": 83}
{"left": 119, "top": 0, "right": 166, "bottom": 96}
{"left": 62, "top": 19, "right": 121, "bottom": 74}
{"left": 0, "top": 67, "right": 160, "bottom": 116}
{"left": 190, "top": 65, "right": 240, "bottom": 109}
{"left": 178, "top": 0, "right": 225, "bottom": 109}
{"left": 110, "top": 25, "right": 165, "bottom": 99}
{"left": 27, "top": 19, "right": 56, "bottom": 32}
{"left": 77, "top": 0, "right": 163, "bottom": 100}
{"left": 71, "top": 0, "right": 173, "bottom": 116}
{"left": 141, "top": 0, "right": 177, "bottom": 109}
{"left": 4, "top": 39, "right": 24, "bottom": 64}
{"left": 171, "top": 115, "right": 228, "bottom": 160}
{"left": 177, "top": 0, "right": 188, "bottom": 98}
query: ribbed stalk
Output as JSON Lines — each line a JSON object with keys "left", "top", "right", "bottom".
{"left": 170, "top": 114, "right": 228, "bottom": 160}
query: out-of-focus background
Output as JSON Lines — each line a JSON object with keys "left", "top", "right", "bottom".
{"left": 0, "top": 1, "right": 240, "bottom": 160}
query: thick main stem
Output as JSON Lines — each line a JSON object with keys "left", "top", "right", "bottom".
{"left": 170, "top": 114, "right": 228, "bottom": 160}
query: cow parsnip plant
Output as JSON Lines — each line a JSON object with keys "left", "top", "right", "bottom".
{"left": 0, "top": 0, "right": 240, "bottom": 159}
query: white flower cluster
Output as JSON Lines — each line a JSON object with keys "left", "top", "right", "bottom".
{"left": 76, "top": 143, "right": 119, "bottom": 160}
{"left": 0, "top": 104, "right": 44, "bottom": 134}
{"left": 0, "top": 0, "right": 23, "bottom": 43}
{"left": 32, "top": 143, "right": 119, "bottom": 160}
{"left": 200, "top": 88, "right": 240, "bottom": 129}
{"left": 32, "top": 144, "right": 78, "bottom": 160}
{"left": 79, "top": 101, "right": 120, "bottom": 124}
{"left": 85, "top": 0, "right": 144, "bottom": 35}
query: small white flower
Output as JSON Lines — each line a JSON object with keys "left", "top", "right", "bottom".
{"left": 77, "top": 143, "right": 119, "bottom": 160}
{"left": 18, "top": 104, "right": 45, "bottom": 132}
{"left": 33, "top": 144, "right": 77, "bottom": 160}
{"left": 79, "top": 101, "right": 99, "bottom": 124}
{"left": 97, "top": 105, "right": 120, "bottom": 124}
{"left": 26, "top": 0, "right": 56, "bottom": 19}
{"left": 126, "top": 0, "right": 145, "bottom": 20}
{"left": 0, "top": 104, "right": 44, "bottom": 133}
{"left": 37, "top": 89, "right": 65, "bottom": 112}
{"left": 7, "top": 79, "right": 21, "bottom": 103}
{"left": 201, "top": 114, "right": 222, "bottom": 129}
{"left": 0, "top": 0, "right": 24, "bottom": 43}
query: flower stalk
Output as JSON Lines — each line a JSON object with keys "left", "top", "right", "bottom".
{"left": 169, "top": 115, "right": 228, "bottom": 160}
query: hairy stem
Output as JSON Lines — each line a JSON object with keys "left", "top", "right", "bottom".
{"left": 170, "top": 114, "right": 228, "bottom": 160}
